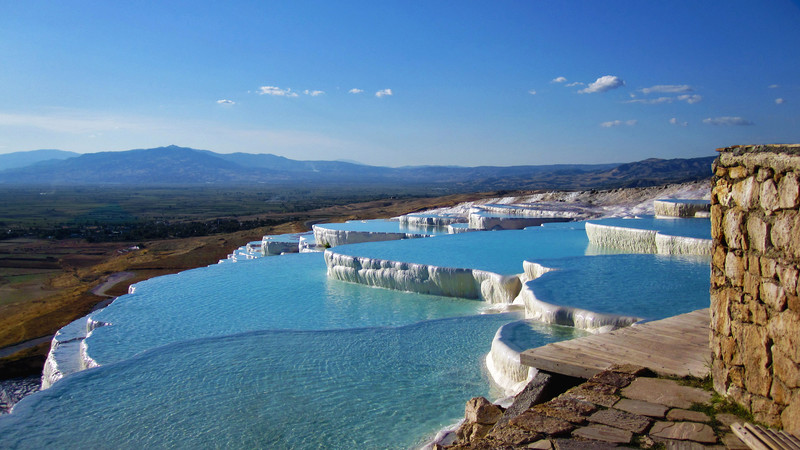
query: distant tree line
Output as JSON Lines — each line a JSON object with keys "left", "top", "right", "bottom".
{"left": 2, "top": 217, "right": 287, "bottom": 242}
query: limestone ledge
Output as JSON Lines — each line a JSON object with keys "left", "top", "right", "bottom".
{"left": 654, "top": 199, "right": 710, "bottom": 218}
{"left": 397, "top": 214, "right": 466, "bottom": 228}
{"left": 312, "top": 225, "right": 431, "bottom": 248}
{"left": 585, "top": 222, "right": 712, "bottom": 255}
{"left": 324, "top": 250, "right": 521, "bottom": 304}
{"left": 485, "top": 321, "right": 541, "bottom": 396}
{"left": 468, "top": 214, "right": 572, "bottom": 231}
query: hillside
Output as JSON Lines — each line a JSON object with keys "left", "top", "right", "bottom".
{"left": 0, "top": 145, "right": 715, "bottom": 190}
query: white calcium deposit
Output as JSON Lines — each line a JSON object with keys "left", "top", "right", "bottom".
{"left": 313, "top": 225, "right": 431, "bottom": 248}
{"left": 324, "top": 250, "right": 522, "bottom": 304}
{"left": 585, "top": 222, "right": 711, "bottom": 255}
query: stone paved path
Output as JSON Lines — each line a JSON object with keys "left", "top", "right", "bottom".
{"left": 441, "top": 365, "right": 750, "bottom": 449}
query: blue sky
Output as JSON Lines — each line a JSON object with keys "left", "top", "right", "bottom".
{"left": 1, "top": 1, "right": 799, "bottom": 167}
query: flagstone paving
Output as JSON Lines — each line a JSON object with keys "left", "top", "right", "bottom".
{"left": 441, "top": 365, "right": 750, "bottom": 449}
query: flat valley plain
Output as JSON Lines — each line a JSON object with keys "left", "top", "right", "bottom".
{"left": 0, "top": 185, "right": 506, "bottom": 378}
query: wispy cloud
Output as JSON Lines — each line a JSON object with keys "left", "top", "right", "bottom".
{"left": 641, "top": 84, "right": 693, "bottom": 94}
{"left": 216, "top": 99, "right": 235, "bottom": 105}
{"left": 551, "top": 76, "right": 567, "bottom": 83}
{"left": 528, "top": 89, "right": 537, "bottom": 95}
{"left": 375, "top": 88, "right": 393, "bottom": 98}
{"left": 601, "top": 119, "right": 637, "bottom": 127}
{"left": 769, "top": 84, "right": 780, "bottom": 89}
{"left": 670, "top": 117, "right": 688, "bottom": 127}
{"left": 566, "top": 81, "right": 584, "bottom": 87}
{"left": 348, "top": 88, "right": 364, "bottom": 94}
{"left": 776, "top": 98, "right": 785, "bottom": 104}
{"left": 258, "top": 86, "right": 299, "bottom": 97}
{"left": 303, "top": 90, "right": 325, "bottom": 97}
{"left": 579, "top": 75, "right": 625, "bottom": 94}
{"left": 703, "top": 116, "right": 754, "bottom": 126}
{"left": 626, "top": 94, "right": 702, "bottom": 105}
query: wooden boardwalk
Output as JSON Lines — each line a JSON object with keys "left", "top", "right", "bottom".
{"left": 519, "top": 309, "right": 710, "bottom": 379}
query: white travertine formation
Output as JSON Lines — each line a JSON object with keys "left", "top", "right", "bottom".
{"left": 654, "top": 199, "right": 711, "bottom": 218}
{"left": 262, "top": 239, "right": 299, "bottom": 255}
{"left": 41, "top": 317, "right": 90, "bottom": 389}
{"left": 312, "top": 225, "right": 430, "bottom": 248}
{"left": 518, "top": 278, "right": 642, "bottom": 332}
{"left": 324, "top": 250, "right": 521, "bottom": 304}
{"left": 485, "top": 321, "right": 539, "bottom": 395}
{"left": 397, "top": 214, "right": 466, "bottom": 228}
{"left": 585, "top": 222, "right": 711, "bottom": 255}
{"left": 467, "top": 214, "right": 570, "bottom": 231}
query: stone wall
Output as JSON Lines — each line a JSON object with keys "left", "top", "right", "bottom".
{"left": 710, "top": 144, "right": 800, "bottom": 432}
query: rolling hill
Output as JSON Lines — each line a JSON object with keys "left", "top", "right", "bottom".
{"left": 0, "top": 145, "right": 715, "bottom": 191}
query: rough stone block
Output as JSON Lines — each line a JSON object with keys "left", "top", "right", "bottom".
{"left": 649, "top": 421, "right": 717, "bottom": 444}
{"left": 589, "top": 370, "right": 635, "bottom": 388}
{"left": 772, "top": 346, "right": 800, "bottom": 389}
{"left": 781, "top": 392, "right": 800, "bottom": 434}
{"left": 751, "top": 395, "right": 783, "bottom": 427}
{"left": 769, "top": 375, "right": 792, "bottom": 405}
{"left": 743, "top": 273, "right": 760, "bottom": 300}
{"left": 621, "top": 378, "right": 711, "bottom": 409}
{"left": 778, "top": 172, "right": 800, "bottom": 209}
{"left": 553, "top": 438, "right": 618, "bottom": 450}
{"left": 760, "top": 257, "right": 777, "bottom": 279}
{"left": 665, "top": 409, "right": 710, "bottom": 422}
{"left": 729, "top": 166, "right": 748, "bottom": 179}
{"left": 768, "top": 310, "right": 800, "bottom": 363}
{"left": 509, "top": 411, "right": 574, "bottom": 436}
{"left": 748, "top": 301, "right": 768, "bottom": 326}
{"left": 711, "top": 205, "right": 724, "bottom": 238}
{"left": 771, "top": 211, "right": 800, "bottom": 260}
{"left": 740, "top": 324, "right": 772, "bottom": 397}
{"left": 728, "top": 365, "right": 745, "bottom": 388}
{"left": 711, "top": 245, "right": 726, "bottom": 271}
{"left": 747, "top": 216, "right": 770, "bottom": 253}
{"left": 761, "top": 281, "right": 787, "bottom": 311}
{"left": 760, "top": 179, "right": 780, "bottom": 212}
{"left": 711, "top": 291, "right": 731, "bottom": 335}
{"left": 613, "top": 398, "right": 668, "bottom": 418}
{"left": 712, "top": 359, "right": 729, "bottom": 395}
{"left": 732, "top": 176, "right": 759, "bottom": 210}
{"left": 486, "top": 425, "right": 543, "bottom": 446}
{"left": 572, "top": 425, "right": 632, "bottom": 444}
{"left": 721, "top": 336, "right": 739, "bottom": 365}
{"left": 777, "top": 264, "right": 798, "bottom": 296}
{"left": 723, "top": 209, "right": 746, "bottom": 249}
{"left": 725, "top": 252, "right": 746, "bottom": 287}
{"left": 757, "top": 167, "right": 775, "bottom": 183}
{"left": 465, "top": 397, "right": 504, "bottom": 425}
{"left": 588, "top": 409, "right": 651, "bottom": 433}
{"left": 788, "top": 294, "right": 800, "bottom": 313}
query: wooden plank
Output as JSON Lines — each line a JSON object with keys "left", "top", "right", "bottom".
{"left": 520, "top": 309, "right": 711, "bottom": 379}
{"left": 732, "top": 423, "right": 771, "bottom": 450}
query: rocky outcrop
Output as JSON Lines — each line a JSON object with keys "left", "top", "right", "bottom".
{"left": 710, "top": 144, "right": 800, "bottom": 432}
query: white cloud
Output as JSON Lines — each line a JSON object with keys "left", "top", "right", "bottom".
{"left": 601, "top": 119, "right": 637, "bottom": 128}
{"left": 216, "top": 99, "right": 235, "bottom": 105}
{"left": 528, "top": 89, "right": 537, "bottom": 95}
{"left": 579, "top": 75, "right": 625, "bottom": 94}
{"left": 303, "top": 90, "right": 325, "bottom": 97}
{"left": 258, "top": 86, "right": 299, "bottom": 97}
{"left": 626, "top": 94, "right": 701, "bottom": 105}
{"left": 641, "top": 84, "right": 693, "bottom": 94}
{"left": 375, "top": 88, "right": 393, "bottom": 98}
{"left": 627, "top": 97, "right": 673, "bottom": 105}
{"left": 677, "top": 94, "right": 702, "bottom": 104}
{"left": 670, "top": 117, "right": 688, "bottom": 127}
{"left": 551, "top": 76, "right": 567, "bottom": 83}
{"left": 769, "top": 84, "right": 780, "bottom": 89}
{"left": 566, "top": 82, "right": 584, "bottom": 87}
{"left": 703, "top": 116, "right": 754, "bottom": 126}
{"left": 776, "top": 98, "right": 785, "bottom": 104}
{"left": 348, "top": 88, "right": 364, "bottom": 94}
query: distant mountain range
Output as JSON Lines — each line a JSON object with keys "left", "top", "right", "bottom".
{"left": 0, "top": 145, "right": 715, "bottom": 190}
